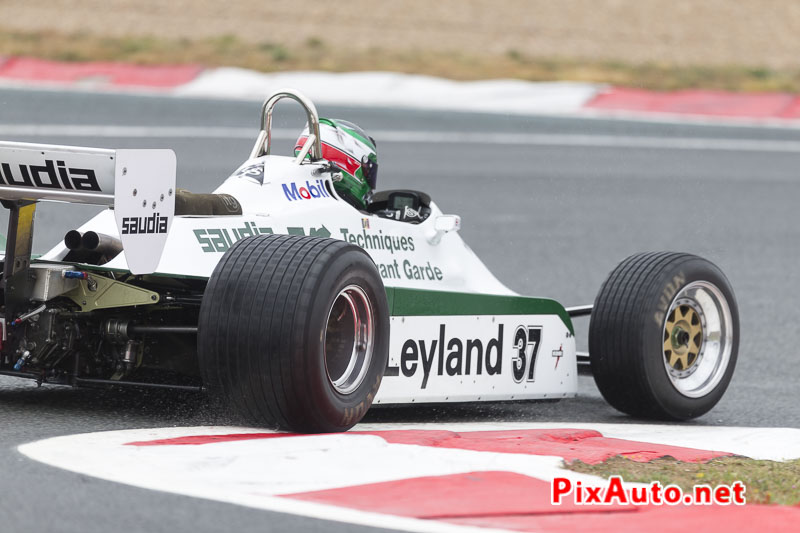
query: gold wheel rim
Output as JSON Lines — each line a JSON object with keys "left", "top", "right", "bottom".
{"left": 660, "top": 281, "right": 734, "bottom": 399}
{"left": 663, "top": 303, "right": 703, "bottom": 372}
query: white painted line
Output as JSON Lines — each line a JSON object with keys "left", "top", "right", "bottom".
{"left": 3, "top": 124, "right": 800, "bottom": 153}
{"left": 0, "top": 124, "right": 256, "bottom": 138}
{"left": 576, "top": 107, "right": 800, "bottom": 131}
{"left": 373, "top": 131, "right": 800, "bottom": 153}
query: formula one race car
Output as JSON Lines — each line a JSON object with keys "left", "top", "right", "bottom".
{"left": 0, "top": 90, "right": 739, "bottom": 432}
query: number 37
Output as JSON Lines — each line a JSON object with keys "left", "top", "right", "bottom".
{"left": 512, "top": 325, "right": 542, "bottom": 383}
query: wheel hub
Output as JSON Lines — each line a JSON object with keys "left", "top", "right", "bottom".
{"left": 663, "top": 301, "right": 704, "bottom": 373}
{"left": 659, "top": 280, "right": 733, "bottom": 399}
{"left": 324, "top": 285, "right": 374, "bottom": 395}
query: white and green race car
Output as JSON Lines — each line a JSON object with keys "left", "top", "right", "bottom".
{"left": 0, "top": 89, "right": 739, "bottom": 432}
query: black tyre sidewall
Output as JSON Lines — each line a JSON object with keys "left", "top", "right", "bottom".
{"left": 297, "top": 246, "right": 389, "bottom": 432}
{"left": 589, "top": 252, "right": 740, "bottom": 420}
{"left": 638, "top": 257, "right": 739, "bottom": 419}
{"left": 198, "top": 235, "right": 389, "bottom": 433}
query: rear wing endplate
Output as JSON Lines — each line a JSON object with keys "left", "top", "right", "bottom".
{"left": 0, "top": 141, "right": 176, "bottom": 276}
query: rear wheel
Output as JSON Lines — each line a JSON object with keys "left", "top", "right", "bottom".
{"left": 198, "top": 233, "right": 389, "bottom": 432}
{"left": 588, "top": 252, "right": 739, "bottom": 420}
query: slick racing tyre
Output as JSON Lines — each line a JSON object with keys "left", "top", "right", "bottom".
{"left": 198, "top": 233, "right": 389, "bottom": 433}
{"left": 588, "top": 252, "right": 739, "bottom": 420}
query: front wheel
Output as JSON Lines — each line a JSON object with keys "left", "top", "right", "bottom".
{"left": 589, "top": 252, "right": 739, "bottom": 420}
{"left": 198, "top": 234, "right": 389, "bottom": 433}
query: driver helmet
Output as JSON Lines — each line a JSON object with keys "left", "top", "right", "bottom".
{"left": 294, "top": 118, "right": 378, "bottom": 210}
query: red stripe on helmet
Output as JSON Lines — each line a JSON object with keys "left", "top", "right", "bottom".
{"left": 295, "top": 136, "right": 362, "bottom": 176}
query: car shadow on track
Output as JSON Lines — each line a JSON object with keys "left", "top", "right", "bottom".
{"left": 0, "top": 375, "right": 665, "bottom": 434}
{"left": 0, "top": 376, "right": 220, "bottom": 432}
{"left": 363, "top": 397, "right": 632, "bottom": 425}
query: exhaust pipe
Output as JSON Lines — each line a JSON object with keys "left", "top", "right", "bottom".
{"left": 64, "top": 230, "right": 83, "bottom": 250}
{"left": 63, "top": 230, "right": 123, "bottom": 262}
{"left": 81, "top": 231, "right": 123, "bottom": 258}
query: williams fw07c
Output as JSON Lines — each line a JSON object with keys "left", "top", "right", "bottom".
{"left": 0, "top": 90, "right": 739, "bottom": 432}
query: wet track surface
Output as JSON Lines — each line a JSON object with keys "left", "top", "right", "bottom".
{"left": 0, "top": 87, "right": 798, "bottom": 532}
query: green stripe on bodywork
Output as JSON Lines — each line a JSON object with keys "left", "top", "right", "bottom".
{"left": 30, "top": 261, "right": 571, "bottom": 332}
{"left": 385, "top": 286, "right": 395, "bottom": 314}
{"left": 386, "top": 287, "right": 574, "bottom": 334}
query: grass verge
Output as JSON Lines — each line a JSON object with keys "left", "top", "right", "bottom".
{"left": 567, "top": 456, "right": 800, "bottom": 505}
{"left": 2, "top": 29, "right": 800, "bottom": 92}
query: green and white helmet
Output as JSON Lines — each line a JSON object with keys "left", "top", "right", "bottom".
{"left": 295, "top": 118, "right": 378, "bottom": 209}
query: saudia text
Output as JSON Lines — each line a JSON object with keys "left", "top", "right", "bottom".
{"left": 121, "top": 212, "right": 169, "bottom": 234}
{"left": 0, "top": 160, "right": 101, "bottom": 191}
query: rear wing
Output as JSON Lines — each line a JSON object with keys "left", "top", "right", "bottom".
{"left": 0, "top": 141, "right": 176, "bottom": 276}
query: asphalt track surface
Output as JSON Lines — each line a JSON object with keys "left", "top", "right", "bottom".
{"left": 0, "top": 87, "right": 798, "bottom": 532}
